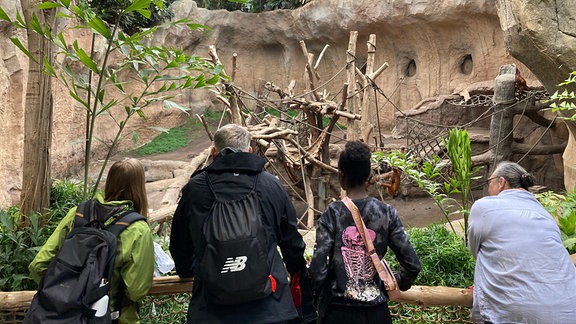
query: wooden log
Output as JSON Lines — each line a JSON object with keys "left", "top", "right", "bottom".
{"left": 314, "top": 44, "right": 330, "bottom": 70}
{"left": 299, "top": 40, "right": 320, "bottom": 101}
{"left": 251, "top": 129, "right": 298, "bottom": 139}
{"left": 147, "top": 276, "right": 194, "bottom": 296}
{"left": 335, "top": 110, "right": 361, "bottom": 120}
{"left": 0, "top": 291, "right": 35, "bottom": 310}
{"left": 0, "top": 283, "right": 477, "bottom": 311}
{"left": 195, "top": 114, "right": 213, "bottom": 141}
{"left": 346, "top": 30, "right": 359, "bottom": 140}
{"left": 367, "top": 62, "right": 389, "bottom": 81}
{"left": 231, "top": 53, "right": 237, "bottom": 82}
{"left": 361, "top": 34, "right": 376, "bottom": 143}
{"left": 285, "top": 138, "right": 338, "bottom": 173}
{"left": 303, "top": 174, "right": 315, "bottom": 229}
{"left": 396, "top": 285, "right": 473, "bottom": 307}
{"left": 148, "top": 204, "right": 177, "bottom": 225}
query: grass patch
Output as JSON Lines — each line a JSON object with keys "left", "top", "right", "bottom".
{"left": 132, "top": 110, "right": 224, "bottom": 156}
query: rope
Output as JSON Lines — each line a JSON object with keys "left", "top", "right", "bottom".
{"left": 516, "top": 114, "right": 559, "bottom": 164}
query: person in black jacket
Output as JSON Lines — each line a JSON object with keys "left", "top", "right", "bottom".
{"left": 170, "top": 123, "right": 308, "bottom": 324}
{"left": 309, "top": 141, "right": 421, "bottom": 324}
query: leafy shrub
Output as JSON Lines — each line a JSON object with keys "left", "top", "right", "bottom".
{"left": 49, "top": 179, "right": 85, "bottom": 225}
{"left": 535, "top": 189, "right": 576, "bottom": 253}
{"left": 194, "top": 0, "right": 308, "bottom": 12}
{"left": 79, "top": 0, "right": 177, "bottom": 35}
{"left": 386, "top": 224, "right": 475, "bottom": 288}
{"left": 0, "top": 179, "right": 84, "bottom": 291}
{"left": 0, "top": 210, "right": 45, "bottom": 290}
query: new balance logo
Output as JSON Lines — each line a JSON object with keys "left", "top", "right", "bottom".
{"left": 221, "top": 256, "right": 247, "bottom": 273}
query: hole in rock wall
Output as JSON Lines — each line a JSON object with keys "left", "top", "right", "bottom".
{"left": 460, "top": 54, "right": 473, "bottom": 75}
{"left": 405, "top": 59, "right": 417, "bottom": 77}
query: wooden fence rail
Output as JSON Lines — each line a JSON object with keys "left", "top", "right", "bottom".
{"left": 0, "top": 276, "right": 473, "bottom": 323}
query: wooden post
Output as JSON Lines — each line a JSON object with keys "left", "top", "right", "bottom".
{"left": 489, "top": 64, "right": 517, "bottom": 170}
{"left": 346, "top": 31, "right": 358, "bottom": 141}
{"left": 361, "top": 34, "right": 377, "bottom": 143}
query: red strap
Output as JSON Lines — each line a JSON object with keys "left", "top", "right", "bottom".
{"left": 269, "top": 275, "right": 277, "bottom": 293}
{"left": 289, "top": 271, "right": 302, "bottom": 308}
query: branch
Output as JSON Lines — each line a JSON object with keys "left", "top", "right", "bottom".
{"left": 285, "top": 137, "right": 338, "bottom": 173}
{"left": 511, "top": 142, "right": 567, "bottom": 155}
{"left": 195, "top": 114, "right": 213, "bottom": 141}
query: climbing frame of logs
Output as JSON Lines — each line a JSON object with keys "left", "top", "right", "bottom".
{"left": 204, "top": 32, "right": 396, "bottom": 229}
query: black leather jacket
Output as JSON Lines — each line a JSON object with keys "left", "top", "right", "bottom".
{"left": 170, "top": 151, "right": 307, "bottom": 324}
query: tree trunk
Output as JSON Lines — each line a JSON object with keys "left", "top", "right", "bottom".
{"left": 19, "top": 0, "right": 54, "bottom": 224}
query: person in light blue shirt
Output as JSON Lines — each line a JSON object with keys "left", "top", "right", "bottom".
{"left": 468, "top": 161, "right": 576, "bottom": 324}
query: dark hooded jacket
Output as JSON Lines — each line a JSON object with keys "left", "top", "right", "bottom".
{"left": 170, "top": 150, "right": 307, "bottom": 324}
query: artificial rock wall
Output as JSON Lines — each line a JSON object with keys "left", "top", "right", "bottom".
{"left": 0, "top": 0, "right": 557, "bottom": 207}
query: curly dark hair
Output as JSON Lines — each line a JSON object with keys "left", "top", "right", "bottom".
{"left": 338, "top": 141, "right": 372, "bottom": 189}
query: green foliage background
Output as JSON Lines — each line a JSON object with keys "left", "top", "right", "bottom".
{"left": 194, "top": 0, "right": 307, "bottom": 12}
{"left": 0, "top": 180, "right": 84, "bottom": 291}
{"left": 385, "top": 224, "right": 475, "bottom": 288}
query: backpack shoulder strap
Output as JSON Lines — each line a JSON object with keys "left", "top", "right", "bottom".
{"left": 106, "top": 210, "right": 146, "bottom": 238}
{"left": 73, "top": 199, "right": 96, "bottom": 228}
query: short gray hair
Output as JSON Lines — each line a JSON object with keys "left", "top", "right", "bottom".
{"left": 493, "top": 161, "right": 536, "bottom": 190}
{"left": 213, "top": 124, "right": 251, "bottom": 153}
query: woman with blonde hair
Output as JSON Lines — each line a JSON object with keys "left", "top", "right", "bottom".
{"left": 29, "top": 158, "right": 154, "bottom": 323}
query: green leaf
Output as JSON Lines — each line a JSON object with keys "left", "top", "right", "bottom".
{"left": 135, "top": 108, "right": 147, "bottom": 119}
{"left": 43, "top": 56, "right": 56, "bottom": 77}
{"left": 15, "top": 12, "right": 26, "bottom": 28}
{"left": 73, "top": 41, "right": 99, "bottom": 73}
{"left": 149, "top": 126, "right": 170, "bottom": 133}
{"left": 10, "top": 38, "right": 37, "bottom": 64}
{"left": 187, "top": 22, "right": 208, "bottom": 31}
{"left": 163, "top": 100, "right": 190, "bottom": 112}
{"left": 558, "top": 210, "right": 576, "bottom": 235}
{"left": 563, "top": 237, "right": 576, "bottom": 254}
{"left": 101, "top": 99, "right": 119, "bottom": 112}
{"left": 87, "top": 17, "right": 111, "bottom": 39}
{"left": 0, "top": 7, "right": 10, "bottom": 22}
{"left": 38, "top": 1, "right": 62, "bottom": 9}
{"left": 29, "top": 13, "right": 44, "bottom": 36}
{"left": 206, "top": 74, "right": 220, "bottom": 85}
{"left": 132, "top": 131, "right": 140, "bottom": 144}
{"left": 69, "top": 90, "right": 89, "bottom": 109}
{"left": 126, "top": 0, "right": 152, "bottom": 18}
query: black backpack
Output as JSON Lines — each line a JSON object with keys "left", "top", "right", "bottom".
{"left": 199, "top": 173, "right": 275, "bottom": 305}
{"left": 24, "top": 199, "right": 146, "bottom": 324}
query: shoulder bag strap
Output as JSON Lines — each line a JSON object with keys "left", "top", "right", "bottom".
{"left": 341, "top": 197, "right": 398, "bottom": 290}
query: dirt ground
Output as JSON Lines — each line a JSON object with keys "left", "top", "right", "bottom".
{"left": 138, "top": 137, "right": 453, "bottom": 229}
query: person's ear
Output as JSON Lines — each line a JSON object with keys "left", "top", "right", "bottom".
{"left": 248, "top": 146, "right": 253, "bottom": 153}
{"left": 338, "top": 171, "right": 346, "bottom": 189}
{"left": 211, "top": 146, "right": 217, "bottom": 158}
{"left": 496, "top": 177, "right": 506, "bottom": 191}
